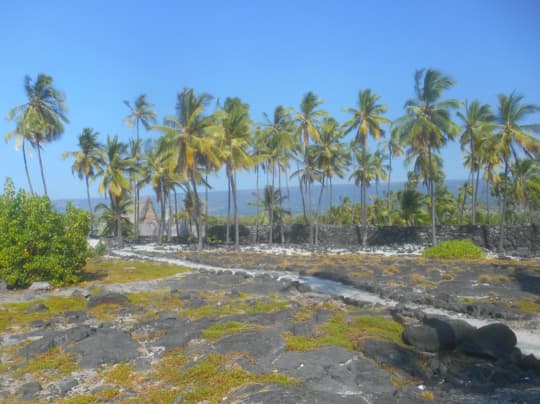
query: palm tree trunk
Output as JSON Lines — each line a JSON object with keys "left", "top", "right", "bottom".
{"left": 470, "top": 138, "right": 476, "bottom": 225}
{"left": 361, "top": 145, "right": 368, "bottom": 248}
{"left": 255, "top": 166, "right": 260, "bottom": 243}
{"left": 428, "top": 146, "right": 437, "bottom": 246}
{"left": 36, "top": 141, "right": 48, "bottom": 197}
{"left": 279, "top": 167, "right": 285, "bottom": 244}
{"left": 191, "top": 178, "right": 203, "bottom": 250}
{"left": 174, "top": 189, "right": 180, "bottom": 243}
{"left": 85, "top": 175, "right": 93, "bottom": 235}
{"left": 205, "top": 174, "right": 209, "bottom": 244}
{"left": 498, "top": 161, "right": 509, "bottom": 252}
{"left": 22, "top": 141, "right": 34, "bottom": 195}
{"left": 232, "top": 171, "right": 239, "bottom": 248}
{"left": 474, "top": 169, "right": 481, "bottom": 224}
{"left": 386, "top": 152, "right": 392, "bottom": 225}
{"left": 316, "top": 176, "right": 325, "bottom": 245}
{"left": 226, "top": 168, "right": 231, "bottom": 244}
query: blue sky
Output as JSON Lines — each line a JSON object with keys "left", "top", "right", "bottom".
{"left": 1, "top": 0, "right": 539, "bottom": 200}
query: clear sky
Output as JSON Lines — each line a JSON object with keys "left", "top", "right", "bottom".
{"left": 1, "top": 0, "right": 539, "bottom": 200}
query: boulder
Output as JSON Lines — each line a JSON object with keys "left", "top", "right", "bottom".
{"left": 403, "top": 317, "right": 476, "bottom": 352}
{"left": 21, "top": 325, "right": 95, "bottom": 355}
{"left": 87, "top": 292, "right": 129, "bottom": 308}
{"left": 458, "top": 323, "right": 517, "bottom": 360}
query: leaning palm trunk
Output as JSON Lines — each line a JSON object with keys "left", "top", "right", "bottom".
{"left": 226, "top": 171, "right": 231, "bottom": 244}
{"left": 232, "top": 171, "right": 240, "bottom": 248}
{"left": 278, "top": 167, "right": 285, "bottom": 244}
{"left": 255, "top": 166, "right": 260, "bottom": 243}
{"left": 22, "top": 141, "right": 35, "bottom": 195}
{"left": 315, "top": 176, "right": 325, "bottom": 245}
{"left": 191, "top": 179, "right": 204, "bottom": 250}
{"left": 36, "top": 140, "right": 48, "bottom": 197}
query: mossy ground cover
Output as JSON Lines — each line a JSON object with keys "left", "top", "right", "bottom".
{"left": 79, "top": 258, "right": 190, "bottom": 286}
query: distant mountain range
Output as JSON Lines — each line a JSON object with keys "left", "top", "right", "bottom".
{"left": 53, "top": 179, "right": 490, "bottom": 217}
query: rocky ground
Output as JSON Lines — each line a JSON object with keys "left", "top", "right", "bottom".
{"left": 0, "top": 244, "right": 539, "bottom": 403}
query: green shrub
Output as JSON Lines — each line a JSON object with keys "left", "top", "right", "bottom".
{"left": 422, "top": 240, "right": 484, "bottom": 259}
{"left": 0, "top": 179, "right": 90, "bottom": 288}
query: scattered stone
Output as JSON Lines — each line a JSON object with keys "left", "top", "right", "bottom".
{"left": 48, "top": 377, "right": 78, "bottom": 395}
{"left": 29, "top": 282, "right": 51, "bottom": 291}
{"left": 64, "top": 310, "right": 88, "bottom": 323}
{"left": 459, "top": 323, "right": 517, "bottom": 360}
{"left": 87, "top": 292, "right": 129, "bottom": 308}
{"left": 17, "top": 381, "right": 42, "bottom": 400}
{"left": 154, "top": 318, "right": 214, "bottom": 349}
{"left": 26, "top": 303, "right": 49, "bottom": 313}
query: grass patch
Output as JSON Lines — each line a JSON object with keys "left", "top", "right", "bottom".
{"left": 80, "top": 258, "right": 190, "bottom": 285}
{"left": 100, "top": 362, "right": 137, "bottom": 387}
{"left": 152, "top": 351, "right": 296, "bottom": 403}
{"left": 201, "top": 321, "right": 261, "bottom": 341}
{"left": 511, "top": 297, "right": 540, "bottom": 313}
{"left": 12, "top": 347, "right": 78, "bottom": 383}
{"left": 87, "top": 303, "right": 124, "bottom": 322}
{"left": 477, "top": 274, "right": 511, "bottom": 284}
{"left": 0, "top": 295, "right": 87, "bottom": 332}
{"left": 422, "top": 240, "right": 484, "bottom": 259}
{"left": 284, "top": 313, "right": 404, "bottom": 351}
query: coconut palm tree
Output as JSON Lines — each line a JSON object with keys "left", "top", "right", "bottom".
{"left": 493, "top": 92, "right": 540, "bottom": 251}
{"left": 394, "top": 69, "right": 460, "bottom": 245}
{"left": 457, "top": 100, "right": 496, "bottom": 224}
{"left": 124, "top": 94, "right": 157, "bottom": 241}
{"left": 61, "top": 128, "right": 104, "bottom": 233}
{"left": 97, "top": 135, "right": 132, "bottom": 247}
{"left": 293, "top": 92, "right": 327, "bottom": 243}
{"left": 153, "top": 88, "right": 221, "bottom": 250}
{"left": 384, "top": 127, "right": 404, "bottom": 224}
{"left": 343, "top": 89, "right": 390, "bottom": 247}
{"left": 219, "top": 97, "right": 253, "bottom": 248}
{"left": 7, "top": 73, "right": 68, "bottom": 196}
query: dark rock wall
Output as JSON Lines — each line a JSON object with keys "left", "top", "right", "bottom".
{"left": 226, "top": 224, "right": 539, "bottom": 254}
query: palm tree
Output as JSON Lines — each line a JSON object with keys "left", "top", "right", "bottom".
{"left": 457, "top": 100, "right": 496, "bottom": 224}
{"left": 384, "top": 127, "right": 404, "bottom": 224}
{"left": 153, "top": 88, "right": 221, "bottom": 250}
{"left": 293, "top": 92, "right": 327, "bottom": 243}
{"left": 124, "top": 94, "right": 157, "bottom": 241}
{"left": 493, "top": 92, "right": 540, "bottom": 251}
{"left": 311, "top": 117, "right": 349, "bottom": 242}
{"left": 343, "top": 89, "right": 390, "bottom": 247}
{"left": 7, "top": 73, "right": 68, "bottom": 196}
{"left": 97, "top": 135, "right": 132, "bottom": 247}
{"left": 395, "top": 69, "right": 460, "bottom": 245}
{"left": 219, "top": 97, "right": 253, "bottom": 248}
{"left": 61, "top": 128, "right": 104, "bottom": 234}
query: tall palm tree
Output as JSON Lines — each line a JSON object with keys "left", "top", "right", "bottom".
{"left": 493, "top": 92, "right": 540, "bottom": 251}
{"left": 153, "top": 88, "right": 221, "bottom": 250}
{"left": 395, "top": 69, "right": 460, "bottom": 245}
{"left": 343, "top": 89, "right": 390, "bottom": 247}
{"left": 219, "top": 97, "right": 253, "bottom": 248}
{"left": 293, "top": 92, "right": 327, "bottom": 243}
{"left": 311, "top": 117, "right": 349, "bottom": 237}
{"left": 7, "top": 73, "right": 68, "bottom": 196}
{"left": 384, "top": 127, "right": 404, "bottom": 224}
{"left": 61, "top": 128, "right": 104, "bottom": 233}
{"left": 457, "top": 100, "right": 496, "bottom": 224}
{"left": 97, "top": 135, "right": 132, "bottom": 247}
{"left": 124, "top": 94, "right": 157, "bottom": 241}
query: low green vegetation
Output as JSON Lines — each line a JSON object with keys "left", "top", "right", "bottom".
{"left": 284, "top": 313, "right": 404, "bottom": 352}
{"left": 80, "top": 258, "right": 190, "bottom": 285}
{"left": 422, "top": 240, "right": 485, "bottom": 259}
{"left": 201, "top": 321, "right": 261, "bottom": 341}
{"left": 0, "top": 179, "right": 90, "bottom": 288}
{"left": 0, "top": 294, "right": 87, "bottom": 331}
{"left": 12, "top": 347, "right": 79, "bottom": 383}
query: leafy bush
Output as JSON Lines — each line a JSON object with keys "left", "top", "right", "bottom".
{"left": 422, "top": 239, "right": 485, "bottom": 259}
{"left": 0, "top": 179, "right": 90, "bottom": 288}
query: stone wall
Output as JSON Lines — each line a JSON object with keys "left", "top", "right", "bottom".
{"left": 207, "top": 224, "right": 539, "bottom": 255}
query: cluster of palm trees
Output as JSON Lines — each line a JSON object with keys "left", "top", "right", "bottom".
{"left": 4, "top": 70, "right": 540, "bottom": 250}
